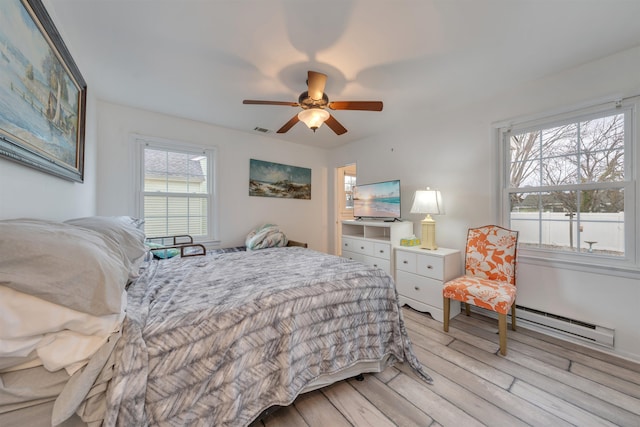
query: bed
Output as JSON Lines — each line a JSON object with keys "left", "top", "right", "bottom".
{"left": 0, "top": 218, "right": 432, "bottom": 427}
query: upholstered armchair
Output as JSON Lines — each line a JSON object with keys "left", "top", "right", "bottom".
{"left": 442, "top": 225, "right": 519, "bottom": 356}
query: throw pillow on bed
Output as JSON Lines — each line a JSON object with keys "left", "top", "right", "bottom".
{"left": 145, "top": 242, "right": 180, "bottom": 259}
{"left": 245, "top": 223, "right": 288, "bottom": 250}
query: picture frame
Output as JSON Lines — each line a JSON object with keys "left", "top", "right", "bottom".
{"left": 0, "top": 0, "right": 87, "bottom": 182}
{"left": 249, "top": 159, "right": 311, "bottom": 200}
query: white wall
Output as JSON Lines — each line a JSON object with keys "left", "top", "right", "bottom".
{"left": 96, "top": 101, "right": 329, "bottom": 251}
{"left": 0, "top": 91, "right": 98, "bottom": 220}
{"left": 329, "top": 46, "right": 640, "bottom": 362}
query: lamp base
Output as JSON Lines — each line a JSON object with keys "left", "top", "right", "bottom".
{"left": 420, "top": 217, "right": 437, "bottom": 250}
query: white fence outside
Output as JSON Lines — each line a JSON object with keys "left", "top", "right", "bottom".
{"left": 511, "top": 212, "right": 624, "bottom": 253}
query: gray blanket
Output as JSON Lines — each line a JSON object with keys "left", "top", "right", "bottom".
{"left": 104, "top": 247, "right": 431, "bottom": 426}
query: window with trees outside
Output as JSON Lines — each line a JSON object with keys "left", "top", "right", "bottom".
{"left": 499, "top": 98, "right": 637, "bottom": 270}
{"left": 135, "top": 136, "right": 216, "bottom": 241}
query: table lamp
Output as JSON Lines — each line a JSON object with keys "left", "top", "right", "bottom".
{"left": 410, "top": 188, "right": 442, "bottom": 250}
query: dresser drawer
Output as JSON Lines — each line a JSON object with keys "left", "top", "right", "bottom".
{"left": 395, "top": 250, "right": 417, "bottom": 273}
{"left": 342, "top": 237, "right": 374, "bottom": 256}
{"left": 396, "top": 271, "right": 443, "bottom": 308}
{"left": 373, "top": 242, "right": 391, "bottom": 260}
{"left": 343, "top": 251, "right": 390, "bottom": 274}
{"left": 342, "top": 250, "right": 364, "bottom": 263}
{"left": 416, "top": 253, "right": 444, "bottom": 280}
{"left": 362, "top": 256, "right": 390, "bottom": 273}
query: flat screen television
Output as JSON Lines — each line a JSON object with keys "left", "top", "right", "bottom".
{"left": 353, "top": 179, "right": 401, "bottom": 220}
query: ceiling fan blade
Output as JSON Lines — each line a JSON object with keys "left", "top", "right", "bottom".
{"left": 307, "top": 71, "right": 327, "bottom": 101}
{"left": 328, "top": 101, "right": 383, "bottom": 111}
{"left": 243, "top": 100, "right": 299, "bottom": 107}
{"left": 277, "top": 115, "right": 300, "bottom": 133}
{"left": 324, "top": 114, "right": 347, "bottom": 135}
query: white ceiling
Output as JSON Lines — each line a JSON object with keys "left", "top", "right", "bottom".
{"left": 46, "top": 0, "right": 640, "bottom": 149}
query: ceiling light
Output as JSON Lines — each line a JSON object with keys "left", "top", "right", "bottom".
{"left": 298, "top": 108, "right": 330, "bottom": 132}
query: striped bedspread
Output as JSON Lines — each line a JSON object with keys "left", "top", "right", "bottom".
{"left": 104, "top": 247, "right": 432, "bottom": 426}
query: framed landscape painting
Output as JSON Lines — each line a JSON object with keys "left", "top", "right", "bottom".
{"left": 249, "top": 159, "right": 311, "bottom": 199}
{"left": 0, "top": 0, "right": 87, "bottom": 182}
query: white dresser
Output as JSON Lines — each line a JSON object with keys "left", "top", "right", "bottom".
{"left": 395, "top": 246, "right": 462, "bottom": 322}
{"left": 341, "top": 220, "right": 413, "bottom": 277}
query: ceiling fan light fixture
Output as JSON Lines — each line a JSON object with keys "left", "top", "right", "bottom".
{"left": 298, "top": 108, "right": 330, "bottom": 132}
{"left": 243, "top": 70, "right": 382, "bottom": 135}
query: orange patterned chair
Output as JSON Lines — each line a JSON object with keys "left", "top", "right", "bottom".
{"left": 442, "top": 225, "right": 518, "bottom": 355}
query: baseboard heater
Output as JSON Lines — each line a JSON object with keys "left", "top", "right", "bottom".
{"left": 468, "top": 305, "right": 615, "bottom": 348}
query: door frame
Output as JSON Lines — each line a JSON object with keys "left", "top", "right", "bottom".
{"left": 334, "top": 163, "right": 356, "bottom": 255}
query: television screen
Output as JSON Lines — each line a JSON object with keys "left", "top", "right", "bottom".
{"left": 353, "top": 179, "right": 401, "bottom": 219}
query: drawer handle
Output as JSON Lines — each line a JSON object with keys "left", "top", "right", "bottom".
{"left": 379, "top": 250, "right": 384, "bottom": 253}
{"left": 403, "top": 260, "right": 408, "bottom": 264}
{"left": 373, "top": 264, "right": 378, "bottom": 267}
{"left": 345, "top": 243, "right": 349, "bottom": 247}
{"left": 414, "top": 286, "right": 420, "bottom": 291}
{"left": 361, "top": 246, "right": 365, "bottom": 250}
{"left": 427, "top": 265, "right": 433, "bottom": 269}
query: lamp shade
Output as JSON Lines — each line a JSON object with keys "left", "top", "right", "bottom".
{"left": 410, "top": 188, "right": 443, "bottom": 215}
{"left": 298, "top": 108, "right": 330, "bottom": 131}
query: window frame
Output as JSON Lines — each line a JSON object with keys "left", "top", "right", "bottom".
{"left": 343, "top": 172, "right": 356, "bottom": 213}
{"left": 496, "top": 97, "right": 639, "bottom": 275}
{"left": 131, "top": 134, "right": 218, "bottom": 243}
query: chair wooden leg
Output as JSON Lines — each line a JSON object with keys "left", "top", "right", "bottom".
{"left": 443, "top": 297, "right": 450, "bottom": 332}
{"left": 465, "top": 302, "right": 470, "bottom": 316}
{"left": 498, "top": 313, "right": 507, "bottom": 356}
{"left": 511, "top": 303, "right": 517, "bottom": 331}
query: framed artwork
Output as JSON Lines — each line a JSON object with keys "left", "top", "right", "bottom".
{"left": 249, "top": 159, "right": 311, "bottom": 199}
{"left": 0, "top": 0, "right": 87, "bottom": 182}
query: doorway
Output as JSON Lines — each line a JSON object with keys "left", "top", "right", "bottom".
{"left": 335, "top": 163, "right": 356, "bottom": 255}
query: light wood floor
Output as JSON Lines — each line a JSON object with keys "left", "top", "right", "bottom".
{"left": 251, "top": 307, "right": 640, "bottom": 427}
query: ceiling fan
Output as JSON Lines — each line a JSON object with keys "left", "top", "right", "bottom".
{"left": 243, "top": 70, "right": 383, "bottom": 135}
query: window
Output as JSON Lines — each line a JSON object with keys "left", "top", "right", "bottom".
{"left": 134, "top": 135, "right": 216, "bottom": 241}
{"left": 344, "top": 173, "right": 356, "bottom": 210}
{"left": 498, "top": 99, "right": 637, "bottom": 270}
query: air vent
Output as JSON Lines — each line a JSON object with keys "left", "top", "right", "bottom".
{"left": 253, "top": 127, "right": 270, "bottom": 133}
{"left": 469, "top": 305, "right": 614, "bottom": 348}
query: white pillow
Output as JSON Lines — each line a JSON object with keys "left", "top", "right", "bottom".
{"left": 0, "top": 219, "right": 129, "bottom": 316}
{"left": 64, "top": 216, "right": 146, "bottom": 279}
{"left": 0, "top": 286, "right": 126, "bottom": 374}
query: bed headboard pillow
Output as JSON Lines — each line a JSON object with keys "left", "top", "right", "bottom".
{"left": 0, "top": 219, "right": 129, "bottom": 316}
{"left": 64, "top": 216, "right": 146, "bottom": 279}
{"left": 245, "top": 223, "right": 288, "bottom": 250}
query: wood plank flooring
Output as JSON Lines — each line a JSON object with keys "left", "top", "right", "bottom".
{"left": 250, "top": 307, "right": 640, "bottom": 427}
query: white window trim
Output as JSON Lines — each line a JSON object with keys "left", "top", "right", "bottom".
{"left": 494, "top": 96, "right": 640, "bottom": 277}
{"left": 130, "top": 133, "right": 219, "bottom": 244}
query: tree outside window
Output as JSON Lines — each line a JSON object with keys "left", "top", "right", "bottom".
{"left": 507, "top": 112, "right": 626, "bottom": 256}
